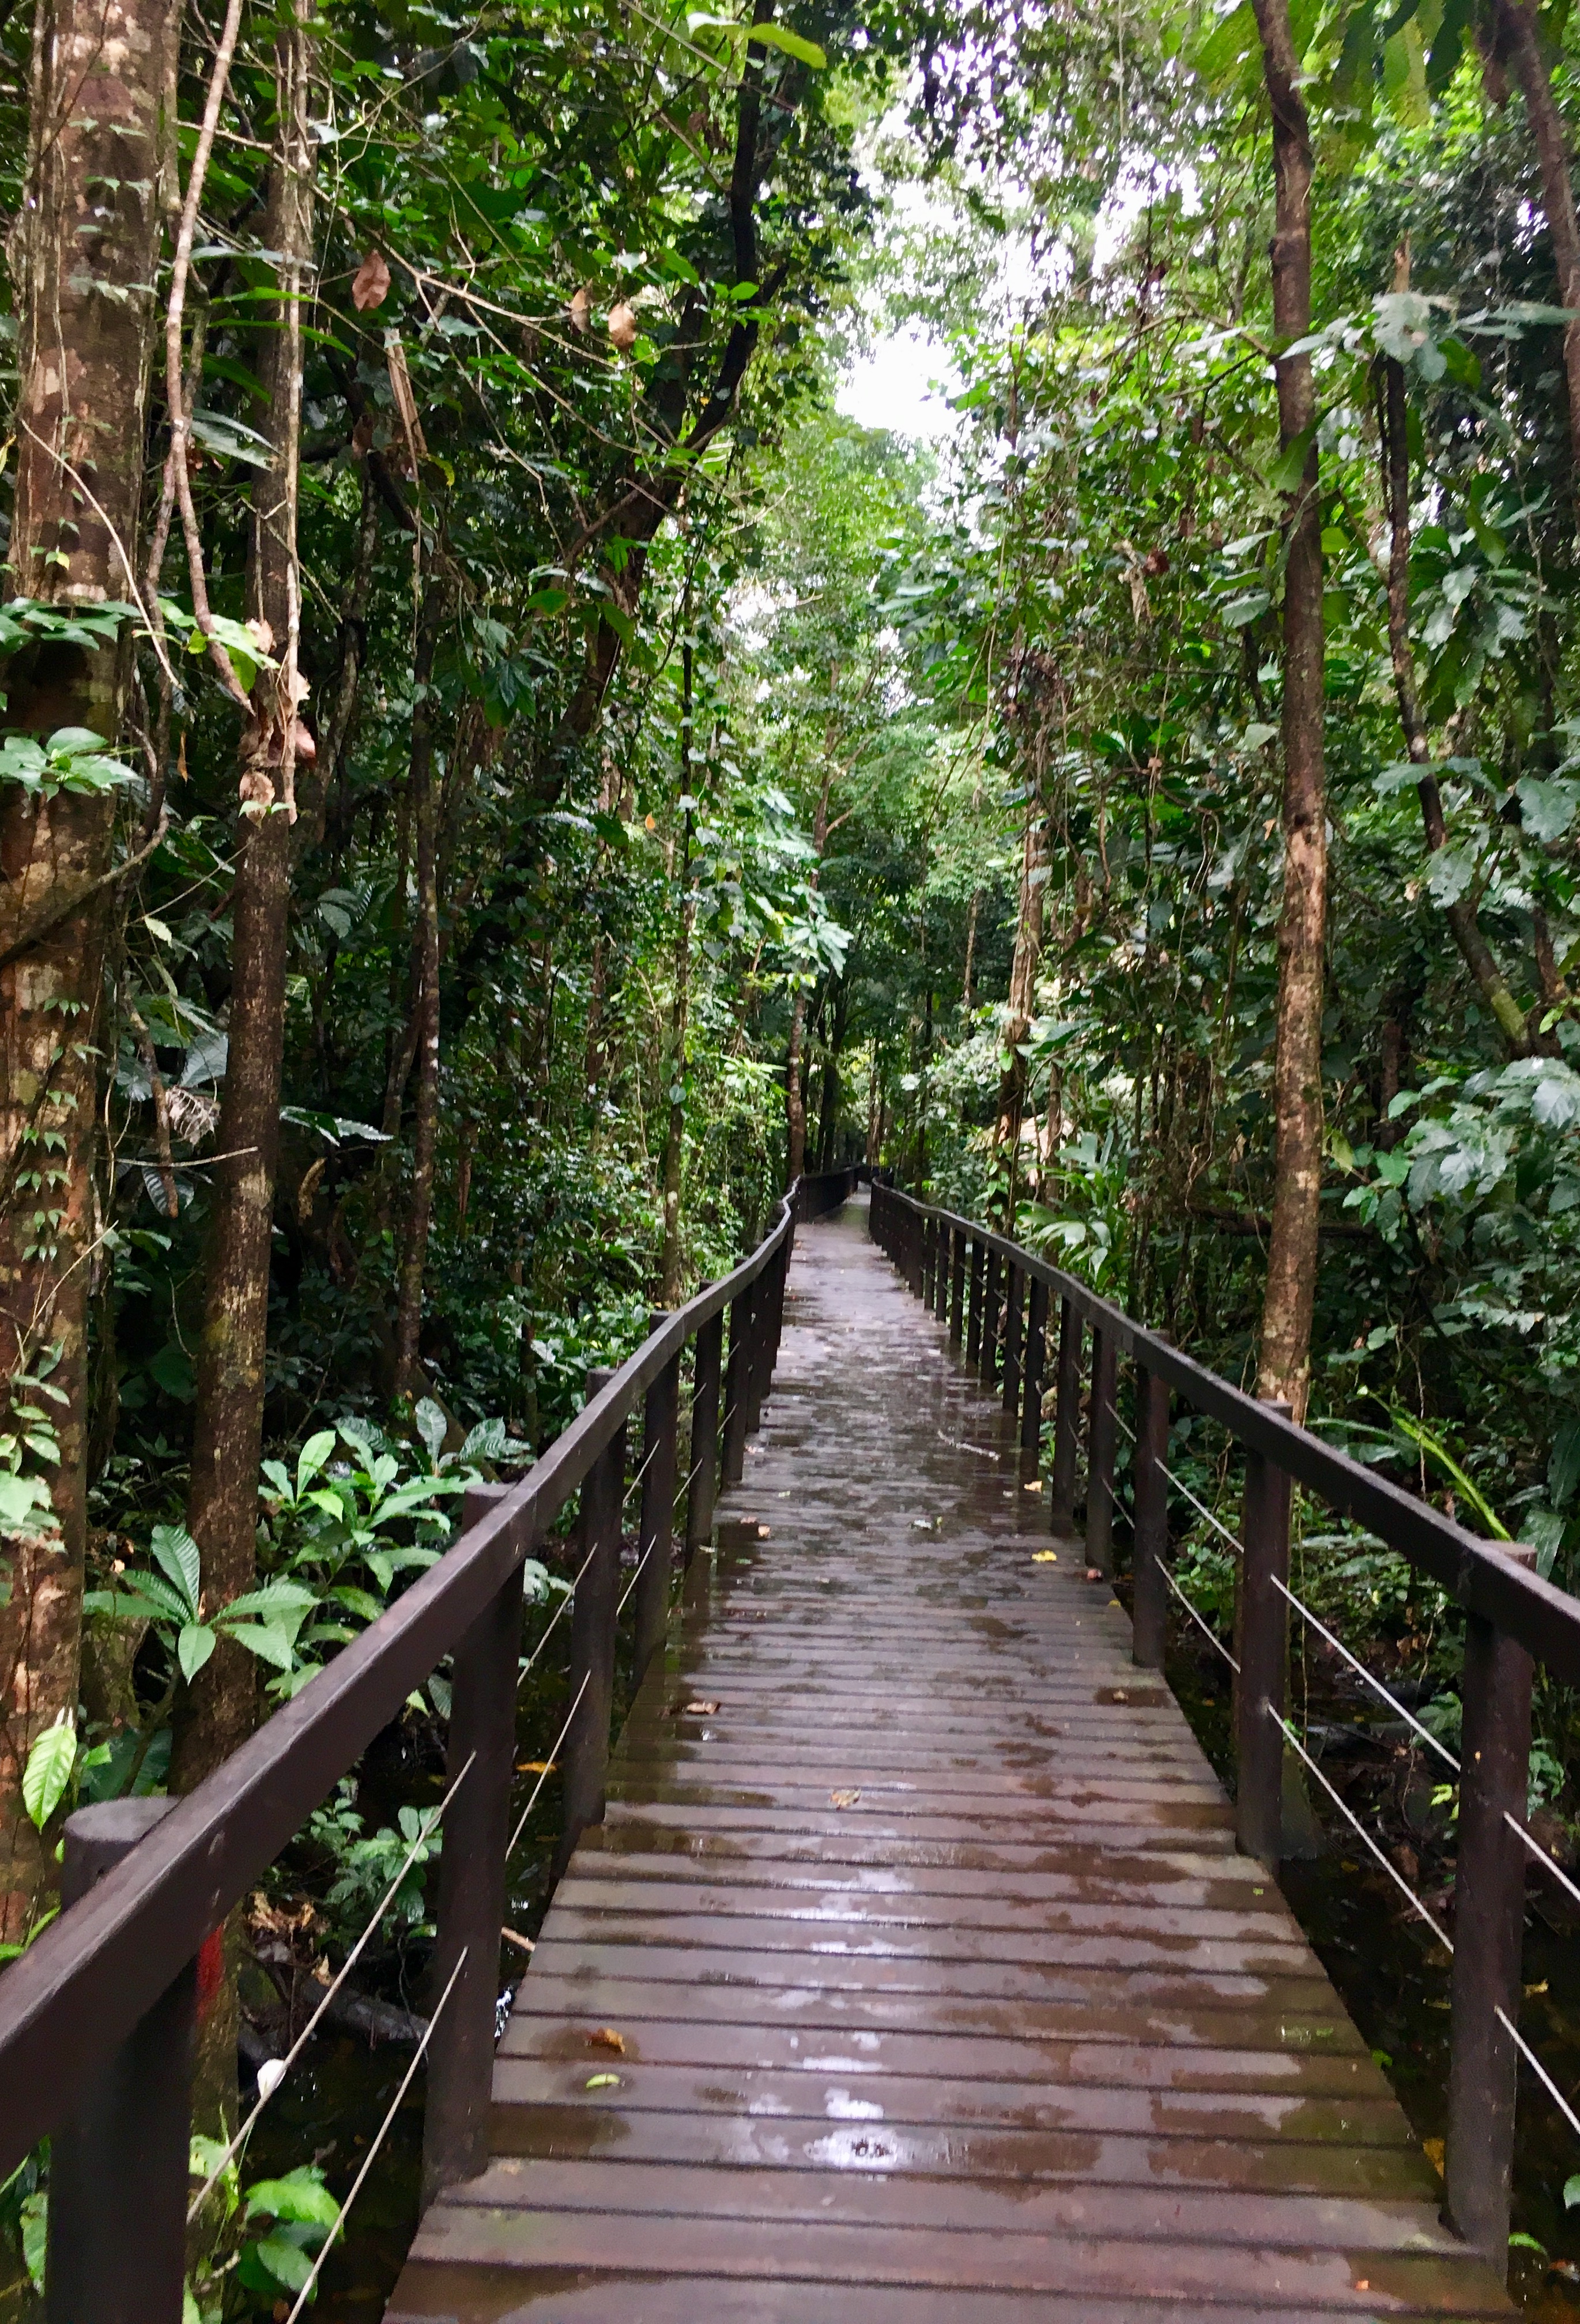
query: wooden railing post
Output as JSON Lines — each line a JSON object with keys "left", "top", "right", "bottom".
{"left": 949, "top": 1227, "right": 966, "bottom": 1346}
{"left": 1445, "top": 1546, "right": 1536, "bottom": 2258}
{"left": 1131, "top": 1352, "right": 1170, "bottom": 1670}
{"left": 934, "top": 1221, "right": 950, "bottom": 1322}
{"left": 1001, "top": 1263, "right": 1023, "bottom": 1417}
{"left": 423, "top": 1480, "right": 525, "bottom": 2202}
{"left": 559, "top": 1371, "right": 624, "bottom": 1872}
{"left": 1021, "top": 1277, "right": 1047, "bottom": 1463}
{"left": 1235, "top": 1409, "right": 1292, "bottom": 1865}
{"left": 46, "top": 1799, "right": 193, "bottom": 2324}
{"left": 1049, "top": 1296, "right": 1081, "bottom": 1534}
{"left": 721, "top": 1283, "right": 753, "bottom": 1487}
{"left": 745, "top": 1269, "right": 769, "bottom": 1435}
{"left": 920, "top": 1213, "right": 934, "bottom": 1307}
{"left": 684, "top": 1311, "right": 722, "bottom": 1563}
{"left": 980, "top": 1247, "right": 1001, "bottom": 1390}
{"left": 966, "top": 1237, "right": 986, "bottom": 1363}
{"left": 1085, "top": 1325, "right": 1118, "bottom": 1574}
{"left": 634, "top": 1319, "right": 681, "bottom": 1683}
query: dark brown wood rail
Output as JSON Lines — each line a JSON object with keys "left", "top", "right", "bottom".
{"left": 0, "top": 1166, "right": 857, "bottom": 2322}
{"left": 387, "top": 1194, "right": 1513, "bottom": 2321}
{"left": 0, "top": 1169, "right": 1555, "bottom": 2318}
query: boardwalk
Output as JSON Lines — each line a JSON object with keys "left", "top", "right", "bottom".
{"left": 390, "top": 1197, "right": 1512, "bottom": 2322}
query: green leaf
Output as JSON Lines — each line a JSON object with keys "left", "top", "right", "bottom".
{"left": 1563, "top": 2172, "right": 1580, "bottom": 2209}
{"left": 414, "top": 1397, "right": 448, "bottom": 1464}
{"left": 1265, "top": 422, "right": 1317, "bottom": 497}
{"left": 22, "top": 1711, "right": 76, "bottom": 1830}
{"left": 297, "top": 1428, "right": 337, "bottom": 1489}
{"left": 178, "top": 1621, "right": 217, "bottom": 1682}
{"left": 744, "top": 20, "right": 826, "bottom": 64}
{"left": 151, "top": 1522, "right": 201, "bottom": 1618}
{"left": 250, "top": 2232, "right": 316, "bottom": 2292}
{"left": 224, "top": 1620, "right": 296, "bottom": 1670}
{"left": 1515, "top": 775, "right": 1578, "bottom": 842}
{"left": 246, "top": 2169, "right": 340, "bottom": 2229}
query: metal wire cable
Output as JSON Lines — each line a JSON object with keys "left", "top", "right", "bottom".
{"left": 1504, "top": 1810, "right": 1580, "bottom": 1915}
{"left": 282, "top": 1946, "right": 468, "bottom": 2322}
{"left": 1158, "top": 1459, "right": 1246, "bottom": 1557}
{"left": 1268, "top": 1572, "right": 1461, "bottom": 1774}
{"left": 1496, "top": 2005, "right": 1580, "bottom": 2144}
{"left": 516, "top": 1532, "right": 599, "bottom": 1695}
{"left": 1157, "top": 1559, "right": 1240, "bottom": 1672}
{"left": 617, "top": 1535, "right": 655, "bottom": 1618}
{"left": 506, "top": 1669, "right": 590, "bottom": 1858}
{"left": 186, "top": 1750, "right": 478, "bottom": 2222}
{"left": 620, "top": 1429, "right": 662, "bottom": 1511}
{"left": 1270, "top": 1707, "right": 1454, "bottom": 1953}
{"left": 1104, "top": 1398, "right": 1136, "bottom": 1446}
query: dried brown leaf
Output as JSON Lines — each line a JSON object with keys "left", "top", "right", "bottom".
{"left": 352, "top": 250, "right": 391, "bottom": 312}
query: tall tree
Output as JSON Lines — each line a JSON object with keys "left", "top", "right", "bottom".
{"left": 177, "top": 0, "right": 315, "bottom": 1793}
{"left": 1251, "top": 0, "right": 1328, "bottom": 1420}
{"left": 0, "top": 0, "right": 179, "bottom": 1933}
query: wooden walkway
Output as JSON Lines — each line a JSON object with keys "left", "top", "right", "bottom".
{"left": 390, "top": 1198, "right": 1513, "bottom": 2323}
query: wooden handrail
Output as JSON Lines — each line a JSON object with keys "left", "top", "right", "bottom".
{"left": 0, "top": 1181, "right": 821, "bottom": 2189}
{"left": 871, "top": 1183, "right": 1580, "bottom": 1682}
{"left": 869, "top": 1177, "right": 1563, "bottom": 2259}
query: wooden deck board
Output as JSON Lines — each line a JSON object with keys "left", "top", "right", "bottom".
{"left": 388, "top": 1198, "right": 1513, "bottom": 2322}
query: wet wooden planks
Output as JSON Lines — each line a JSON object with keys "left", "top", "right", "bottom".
{"left": 389, "top": 1199, "right": 1512, "bottom": 2323}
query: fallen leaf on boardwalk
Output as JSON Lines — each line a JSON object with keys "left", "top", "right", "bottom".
{"left": 351, "top": 249, "right": 391, "bottom": 310}
{"left": 830, "top": 1788, "right": 861, "bottom": 1808}
{"left": 1354, "top": 2282, "right": 1370, "bottom": 2295}
{"left": 516, "top": 1759, "right": 557, "bottom": 1773}
{"left": 683, "top": 1699, "right": 719, "bottom": 1715}
{"left": 1108, "top": 1598, "right": 1122, "bottom": 1609}
{"left": 588, "top": 2027, "right": 625, "bottom": 2054}
{"left": 585, "top": 2073, "right": 621, "bottom": 2089}
{"left": 1023, "top": 1480, "right": 1042, "bottom": 1491}
{"left": 1084, "top": 1567, "right": 1102, "bottom": 1582}
{"left": 1110, "top": 1688, "right": 1129, "bottom": 1703}
{"left": 1032, "top": 1551, "right": 1057, "bottom": 1564}
{"left": 1423, "top": 2137, "right": 1445, "bottom": 2177}
{"left": 757, "top": 1525, "right": 771, "bottom": 1537}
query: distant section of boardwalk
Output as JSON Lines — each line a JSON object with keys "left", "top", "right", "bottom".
{"left": 390, "top": 1198, "right": 1512, "bottom": 2322}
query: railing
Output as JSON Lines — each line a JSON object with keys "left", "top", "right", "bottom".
{"left": 795, "top": 1163, "right": 861, "bottom": 1220}
{"left": 871, "top": 1178, "right": 1580, "bottom": 2265}
{"left": 0, "top": 1179, "right": 847, "bottom": 2321}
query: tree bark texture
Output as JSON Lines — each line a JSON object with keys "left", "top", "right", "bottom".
{"left": 0, "top": 0, "right": 178, "bottom": 1936}
{"left": 178, "top": 0, "right": 315, "bottom": 1795}
{"left": 993, "top": 800, "right": 1047, "bottom": 1221}
{"left": 1253, "top": 0, "right": 1328, "bottom": 1421}
{"left": 394, "top": 572, "right": 450, "bottom": 1397}
{"left": 658, "top": 638, "right": 696, "bottom": 1306}
{"left": 1490, "top": 0, "right": 1580, "bottom": 511}
{"left": 785, "top": 989, "right": 808, "bottom": 1185}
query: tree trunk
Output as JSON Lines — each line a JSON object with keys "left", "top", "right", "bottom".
{"left": 992, "top": 802, "right": 1047, "bottom": 1221}
{"left": 0, "top": 0, "right": 179, "bottom": 1937}
{"left": 785, "top": 989, "right": 808, "bottom": 1184}
{"left": 816, "top": 978, "right": 847, "bottom": 1169}
{"left": 1253, "top": 0, "right": 1328, "bottom": 1421}
{"left": 657, "top": 637, "right": 696, "bottom": 1306}
{"left": 173, "top": 6, "right": 312, "bottom": 2140}
{"left": 178, "top": 0, "right": 314, "bottom": 1792}
{"left": 1375, "top": 345, "right": 1531, "bottom": 1055}
{"left": 393, "top": 571, "right": 449, "bottom": 1399}
{"left": 1491, "top": 0, "right": 1580, "bottom": 510}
